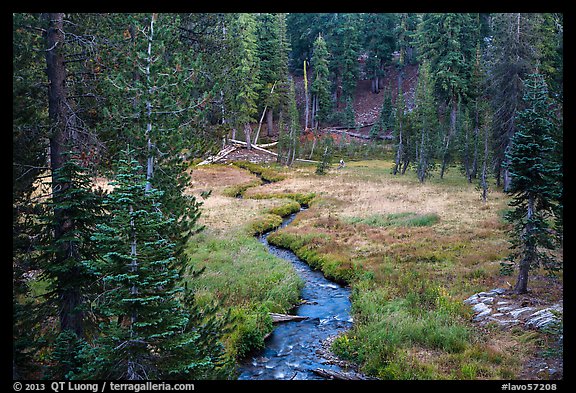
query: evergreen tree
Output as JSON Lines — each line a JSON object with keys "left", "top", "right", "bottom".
{"left": 395, "top": 13, "right": 419, "bottom": 66}
{"left": 416, "top": 13, "right": 476, "bottom": 179}
{"left": 333, "top": 14, "right": 361, "bottom": 107}
{"left": 255, "top": 13, "right": 290, "bottom": 139}
{"left": 99, "top": 13, "right": 209, "bottom": 253}
{"left": 370, "top": 86, "right": 394, "bottom": 139}
{"left": 412, "top": 61, "right": 438, "bottom": 182}
{"left": 315, "top": 136, "right": 334, "bottom": 175}
{"left": 36, "top": 155, "right": 105, "bottom": 378}
{"left": 392, "top": 84, "right": 406, "bottom": 175}
{"left": 310, "top": 33, "right": 331, "bottom": 129}
{"left": 487, "top": 13, "right": 540, "bottom": 190}
{"left": 362, "top": 13, "right": 397, "bottom": 94}
{"left": 85, "top": 148, "right": 230, "bottom": 379}
{"left": 504, "top": 73, "right": 561, "bottom": 294}
{"left": 229, "top": 13, "right": 261, "bottom": 149}
{"left": 278, "top": 77, "right": 300, "bottom": 166}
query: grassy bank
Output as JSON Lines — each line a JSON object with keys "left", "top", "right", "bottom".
{"left": 185, "top": 159, "right": 562, "bottom": 379}
{"left": 242, "top": 159, "right": 562, "bottom": 379}
{"left": 183, "top": 163, "right": 310, "bottom": 361}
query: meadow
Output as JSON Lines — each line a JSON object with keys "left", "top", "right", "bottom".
{"left": 184, "top": 159, "right": 562, "bottom": 379}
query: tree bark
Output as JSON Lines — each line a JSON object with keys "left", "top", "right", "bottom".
{"left": 514, "top": 195, "right": 535, "bottom": 294}
{"left": 45, "top": 12, "right": 84, "bottom": 338}
{"left": 266, "top": 108, "right": 273, "bottom": 137}
{"left": 244, "top": 123, "right": 252, "bottom": 150}
{"left": 303, "top": 60, "right": 309, "bottom": 131}
{"left": 144, "top": 14, "right": 156, "bottom": 193}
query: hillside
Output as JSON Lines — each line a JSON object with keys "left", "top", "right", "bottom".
{"left": 292, "top": 64, "right": 419, "bottom": 139}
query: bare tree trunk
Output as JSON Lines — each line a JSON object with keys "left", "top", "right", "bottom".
{"left": 45, "top": 12, "right": 84, "bottom": 338}
{"left": 481, "top": 121, "right": 489, "bottom": 202}
{"left": 440, "top": 97, "right": 457, "bottom": 179}
{"left": 311, "top": 94, "right": 317, "bottom": 129}
{"left": 266, "top": 108, "right": 273, "bottom": 137}
{"left": 393, "top": 128, "right": 403, "bottom": 175}
{"left": 144, "top": 14, "right": 156, "bottom": 193}
{"left": 514, "top": 195, "right": 535, "bottom": 294}
{"left": 244, "top": 123, "right": 252, "bottom": 150}
{"left": 304, "top": 60, "right": 309, "bottom": 130}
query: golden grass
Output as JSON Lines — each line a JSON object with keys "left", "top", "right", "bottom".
{"left": 135, "top": 159, "right": 562, "bottom": 378}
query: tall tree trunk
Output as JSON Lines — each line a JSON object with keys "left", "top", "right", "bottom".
{"left": 244, "top": 123, "right": 252, "bottom": 150}
{"left": 304, "top": 60, "right": 309, "bottom": 130}
{"left": 440, "top": 96, "right": 458, "bottom": 179}
{"left": 481, "top": 119, "right": 490, "bottom": 203}
{"left": 514, "top": 195, "right": 535, "bottom": 294}
{"left": 45, "top": 12, "right": 84, "bottom": 338}
{"left": 393, "top": 128, "right": 403, "bottom": 175}
{"left": 144, "top": 14, "right": 156, "bottom": 193}
{"left": 311, "top": 94, "right": 317, "bottom": 129}
{"left": 418, "top": 126, "right": 426, "bottom": 183}
{"left": 266, "top": 108, "right": 273, "bottom": 137}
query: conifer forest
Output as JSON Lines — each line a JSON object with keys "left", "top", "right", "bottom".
{"left": 13, "top": 13, "right": 563, "bottom": 383}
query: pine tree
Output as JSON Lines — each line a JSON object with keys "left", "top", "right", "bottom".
{"left": 504, "top": 73, "right": 561, "bottom": 294}
{"left": 412, "top": 61, "right": 438, "bottom": 182}
{"left": 230, "top": 13, "right": 261, "bottom": 149}
{"left": 362, "top": 13, "right": 397, "bottom": 94}
{"left": 370, "top": 86, "right": 393, "bottom": 139}
{"left": 86, "top": 148, "right": 230, "bottom": 379}
{"left": 36, "top": 155, "right": 105, "bottom": 378}
{"left": 487, "top": 13, "right": 540, "bottom": 190}
{"left": 310, "top": 33, "right": 331, "bottom": 129}
{"left": 99, "top": 14, "right": 209, "bottom": 259}
{"left": 255, "top": 13, "right": 288, "bottom": 139}
{"left": 334, "top": 14, "right": 361, "bottom": 107}
{"left": 416, "top": 13, "right": 476, "bottom": 179}
{"left": 278, "top": 77, "right": 301, "bottom": 166}
{"left": 315, "top": 137, "right": 334, "bottom": 175}
{"left": 392, "top": 84, "right": 406, "bottom": 175}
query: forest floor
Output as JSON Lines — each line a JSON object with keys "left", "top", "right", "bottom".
{"left": 187, "top": 157, "right": 563, "bottom": 380}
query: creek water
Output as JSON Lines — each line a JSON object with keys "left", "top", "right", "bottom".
{"left": 237, "top": 210, "right": 353, "bottom": 380}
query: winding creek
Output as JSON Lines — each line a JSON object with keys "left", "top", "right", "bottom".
{"left": 237, "top": 209, "right": 354, "bottom": 380}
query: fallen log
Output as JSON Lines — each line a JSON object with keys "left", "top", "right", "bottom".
{"left": 229, "top": 139, "right": 279, "bottom": 156}
{"left": 197, "top": 145, "right": 237, "bottom": 166}
{"left": 269, "top": 313, "right": 309, "bottom": 323}
{"left": 227, "top": 139, "right": 321, "bottom": 164}
{"left": 312, "top": 368, "right": 369, "bottom": 380}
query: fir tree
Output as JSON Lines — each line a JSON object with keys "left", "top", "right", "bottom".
{"left": 86, "top": 148, "right": 230, "bottom": 379}
{"left": 504, "top": 73, "right": 562, "bottom": 294}
{"left": 315, "top": 137, "right": 334, "bottom": 176}
{"left": 392, "top": 84, "right": 406, "bottom": 175}
{"left": 36, "top": 154, "right": 105, "bottom": 378}
{"left": 278, "top": 77, "right": 300, "bottom": 166}
{"left": 487, "top": 13, "right": 540, "bottom": 190}
{"left": 310, "top": 33, "right": 331, "bottom": 129}
{"left": 412, "top": 61, "right": 438, "bottom": 182}
{"left": 416, "top": 13, "right": 476, "bottom": 179}
{"left": 362, "top": 13, "right": 397, "bottom": 94}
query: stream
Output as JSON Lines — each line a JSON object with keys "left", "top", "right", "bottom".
{"left": 236, "top": 210, "right": 353, "bottom": 380}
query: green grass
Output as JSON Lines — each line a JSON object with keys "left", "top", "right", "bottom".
{"left": 246, "top": 213, "right": 283, "bottom": 236}
{"left": 266, "top": 199, "right": 301, "bottom": 217}
{"left": 184, "top": 230, "right": 304, "bottom": 359}
{"left": 267, "top": 230, "right": 358, "bottom": 285}
{"left": 232, "top": 161, "right": 287, "bottom": 183}
{"left": 331, "top": 278, "right": 501, "bottom": 379}
{"left": 248, "top": 192, "right": 316, "bottom": 206}
{"left": 222, "top": 179, "right": 262, "bottom": 198}
{"left": 345, "top": 212, "right": 440, "bottom": 228}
